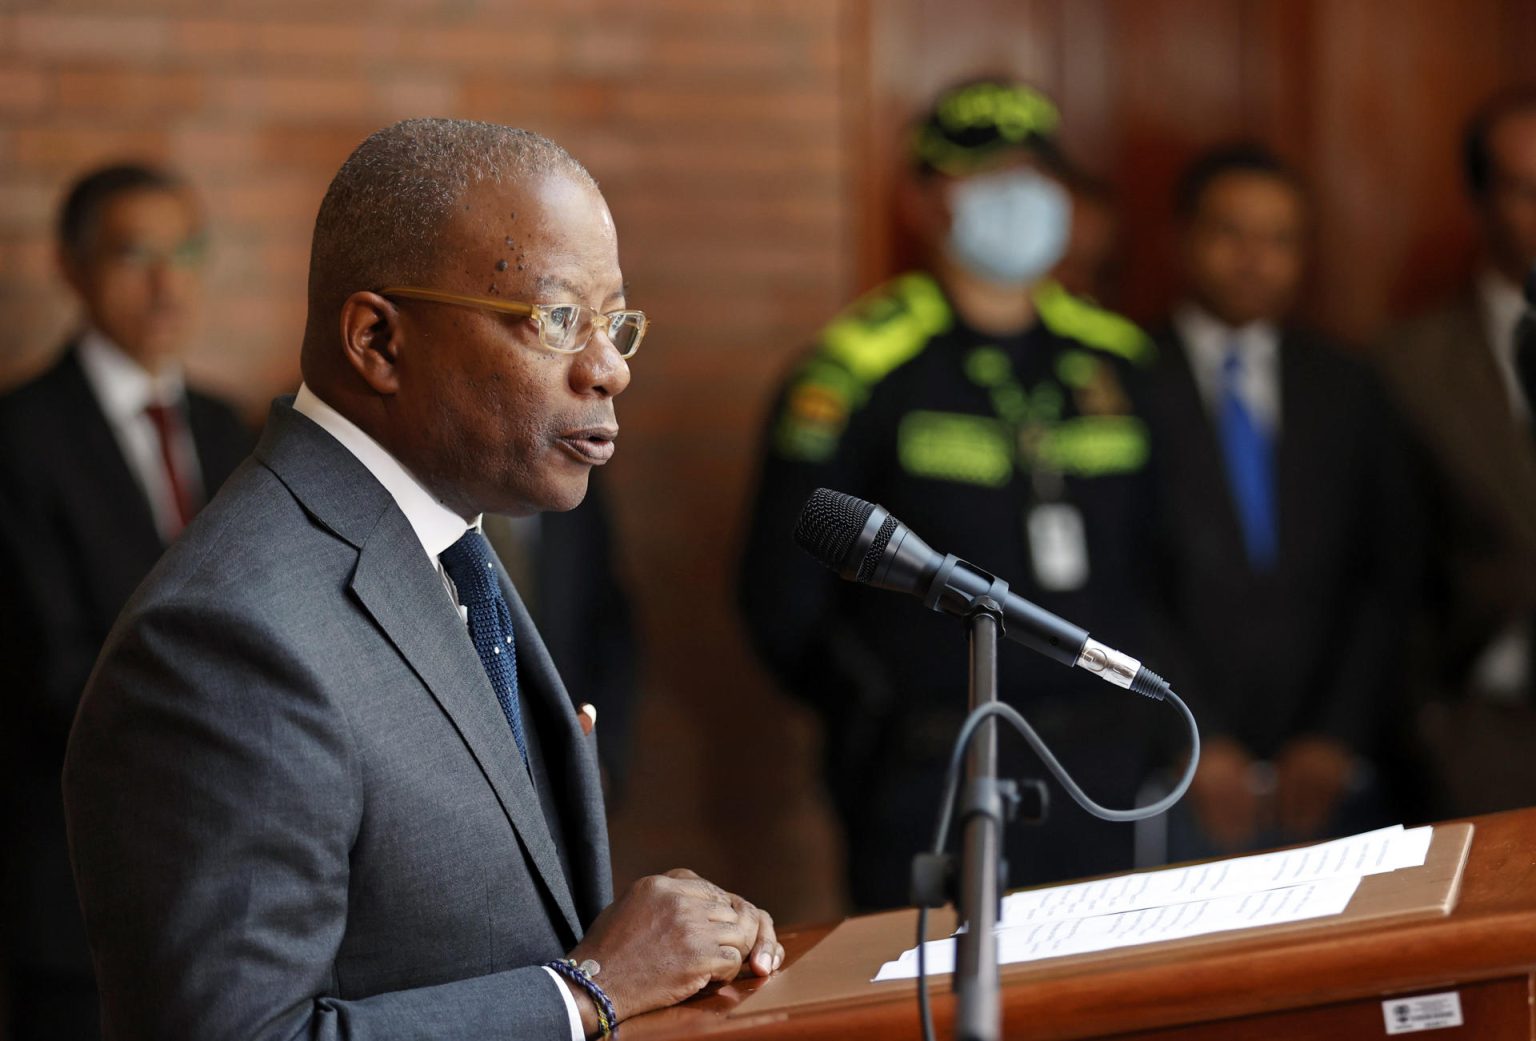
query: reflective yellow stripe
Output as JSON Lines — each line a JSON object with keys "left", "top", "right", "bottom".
{"left": 898, "top": 411, "right": 1012, "bottom": 487}
{"left": 1039, "top": 416, "right": 1150, "bottom": 476}
{"left": 822, "top": 273, "right": 952, "bottom": 386}
{"left": 1034, "top": 281, "right": 1153, "bottom": 366}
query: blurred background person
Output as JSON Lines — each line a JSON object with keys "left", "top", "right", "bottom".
{"left": 1141, "top": 146, "right": 1421, "bottom": 858}
{"left": 0, "top": 163, "right": 253, "bottom": 1040}
{"left": 1376, "top": 88, "right": 1536, "bottom": 820}
{"left": 482, "top": 471, "right": 641, "bottom": 801}
{"left": 738, "top": 79, "right": 1165, "bottom": 910}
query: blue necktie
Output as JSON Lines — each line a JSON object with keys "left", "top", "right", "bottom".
{"left": 440, "top": 530, "right": 529, "bottom": 766}
{"left": 1218, "top": 345, "right": 1277, "bottom": 571}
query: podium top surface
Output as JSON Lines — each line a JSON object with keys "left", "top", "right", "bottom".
{"left": 620, "top": 808, "right": 1536, "bottom": 1041}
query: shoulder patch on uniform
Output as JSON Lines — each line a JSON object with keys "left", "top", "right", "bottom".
{"left": 1034, "top": 281, "right": 1154, "bottom": 366}
{"left": 820, "top": 272, "right": 953, "bottom": 386}
{"left": 772, "top": 274, "right": 954, "bottom": 463}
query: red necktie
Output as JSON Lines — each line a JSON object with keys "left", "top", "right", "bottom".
{"left": 144, "top": 402, "right": 196, "bottom": 537}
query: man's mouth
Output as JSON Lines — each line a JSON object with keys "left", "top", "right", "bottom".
{"left": 555, "top": 427, "right": 618, "bottom": 464}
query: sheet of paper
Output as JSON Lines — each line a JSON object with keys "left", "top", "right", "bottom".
{"left": 999, "top": 824, "right": 1431, "bottom": 928}
{"left": 873, "top": 875, "right": 1361, "bottom": 981}
{"left": 871, "top": 823, "right": 1434, "bottom": 983}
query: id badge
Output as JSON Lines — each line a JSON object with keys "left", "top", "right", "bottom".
{"left": 1027, "top": 502, "right": 1089, "bottom": 592}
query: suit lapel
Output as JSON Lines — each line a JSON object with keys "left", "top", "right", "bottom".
{"left": 348, "top": 515, "right": 584, "bottom": 944}
{"left": 257, "top": 401, "right": 586, "bottom": 943}
{"left": 498, "top": 570, "right": 613, "bottom": 922}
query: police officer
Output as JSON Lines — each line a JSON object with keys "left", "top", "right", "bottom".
{"left": 738, "top": 79, "right": 1163, "bottom": 910}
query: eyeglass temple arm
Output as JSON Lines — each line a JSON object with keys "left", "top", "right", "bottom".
{"left": 377, "top": 286, "right": 537, "bottom": 319}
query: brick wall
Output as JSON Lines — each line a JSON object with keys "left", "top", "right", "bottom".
{"left": 0, "top": 0, "right": 858, "bottom": 922}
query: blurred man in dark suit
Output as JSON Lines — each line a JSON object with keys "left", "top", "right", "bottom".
{"left": 0, "top": 163, "right": 253, "bottom": 1039}
{"left": 1143, "top": 146, "right": 1421, "bottom": 857}
{"left": 1376, "top": 89, "right": 1536, "bottom": 818}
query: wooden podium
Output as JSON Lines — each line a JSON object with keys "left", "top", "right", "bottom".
{"left": 622, "top": 808, "right": 1536, "bottom": 1040}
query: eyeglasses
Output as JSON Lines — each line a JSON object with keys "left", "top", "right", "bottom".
{"left": 378, "top": 286, "right": 648, "bottom": 359}
{"left": 100, "top": 237, "right": 208, "bottom": 271}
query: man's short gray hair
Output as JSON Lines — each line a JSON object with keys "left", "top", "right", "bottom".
{"left": 307, "top": 118, "right": 597, "bottom": 311}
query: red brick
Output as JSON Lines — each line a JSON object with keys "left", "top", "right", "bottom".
{"left": 170, "top": 126, "right": 262, "bottom": 173}
{"left": 396, "top": 23, "right": 564, "bottom": 72}
{"left": 0, "top": 178, "right": 60, "bottom": 234}
{"left": 54, "top": 68, "right": 207, "bottom": 114}
{"left": 12, "top": 12, "right": 169, "bottom": 61}
{"left": 208, "top": 74, "right": 372, "bottom": 121}
{"left": 11, "top": 126, "right": 172, "bottom": 174}
{"left": 173, "top": 17, "right": 400, "bottom": 67}
{"left": 372, "top": 73, "right": 461, "bottom": 119}
{"left": 248, "top": 124, "right": 373, "bottom": 172}
{"left": 0, "top": 67, "right": 52, "bottom": 115}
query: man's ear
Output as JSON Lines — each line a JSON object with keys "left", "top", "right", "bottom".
{"left": 340, "top": 291, "right": 402, "bottom": 395}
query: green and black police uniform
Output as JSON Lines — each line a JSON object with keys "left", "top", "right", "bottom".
{"left": 739, "top": 272, "right": 1165, "bottom": 909}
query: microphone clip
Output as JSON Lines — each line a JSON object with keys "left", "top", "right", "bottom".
{"left": 927, "top": 553, "right": 1010, "bottom": 636}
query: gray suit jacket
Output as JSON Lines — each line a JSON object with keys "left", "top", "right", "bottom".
{"left": 63, "top": 399, "right": 613, "bottom": 1040}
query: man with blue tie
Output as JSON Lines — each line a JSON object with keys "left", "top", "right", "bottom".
{"left": 63, "top": 119, "right": 781, "bottom": 1041}
{"left": 1142, "top": 145, "right": 1422, "bottom": 857}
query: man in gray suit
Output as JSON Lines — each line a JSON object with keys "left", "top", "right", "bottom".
{"left": 63, "top": 119, "right": 781, "bottom": 1040}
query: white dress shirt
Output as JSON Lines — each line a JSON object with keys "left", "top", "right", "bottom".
{"left": 76, "top": 329, "right": 202, "bottom": 544}
{"left": 1173, "top": 303, "right": 1283, "bottom": 435}
{"left": 292, "top": 384, "right": 585, "bottom": 1041}
{"left": 1477, "top": 269, "right": 1531, "bottom": 423}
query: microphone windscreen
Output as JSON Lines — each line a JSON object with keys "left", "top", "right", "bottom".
{"left": 794, "top": 488, "right": 873, "bottom": 571}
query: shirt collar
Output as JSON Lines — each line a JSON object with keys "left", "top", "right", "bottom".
{"left": 1173, "top": 302, "right": 1280, "bottom": 363}
{"left": 76, "top": 328, "right": 186, "bottom": 425}
{"left": 293, "top": 383, "right": 481, "bottom": 561}
{"left": 1477, "top": 268, "right": 1525, "bottom": 359}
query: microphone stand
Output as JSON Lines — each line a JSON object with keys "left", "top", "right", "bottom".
{"left": 955, "top": 596, "right": 1006, "bottom": 1041}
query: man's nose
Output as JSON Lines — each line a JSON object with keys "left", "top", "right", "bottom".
{"left": 572, "top": 331, "right": 632, "bottom": 398}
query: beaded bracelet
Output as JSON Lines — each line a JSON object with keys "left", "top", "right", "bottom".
{"left": 546, "top": 957, "right": 619, "bottom": 1039}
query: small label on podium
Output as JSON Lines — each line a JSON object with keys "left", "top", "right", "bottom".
{"left": 1381, "top": 991, "right": 1463, "bottom": 1033}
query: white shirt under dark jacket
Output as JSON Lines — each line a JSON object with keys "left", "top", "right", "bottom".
{"left": 76, "top": 329, "right": 203, "bottom": 544}
{"left": 1173, "top": 303, "right": 1283, "bottom": 436}
{"left": 293, "top": 384, "right": 585, "bottom": 1041}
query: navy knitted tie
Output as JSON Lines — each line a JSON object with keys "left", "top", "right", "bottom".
{"left": 440, "top": 530, "right": 529, "bottom": 766}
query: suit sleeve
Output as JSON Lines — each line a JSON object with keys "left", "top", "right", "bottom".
{"left": 63, "top": 595, "right": 574, "bottom": 1041}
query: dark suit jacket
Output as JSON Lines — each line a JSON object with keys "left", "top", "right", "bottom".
{"left": 1375, "top": 292, "right": 1536, "bottom": 816}
{"left": 1376, "top": 292, "right": 1536, "bottom": 697}
{"left": 63, "top": 399, "right": 613, "bottom": 1040}
{"left": 1143, "top": 326, "right": 1422, "bottom": 761}
{"left": 0, "top": 344, "right": 252, "bottom": 973}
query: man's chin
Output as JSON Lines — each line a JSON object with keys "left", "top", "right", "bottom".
{"left": 490, "top": 474, "right": 591, "bottom": 518}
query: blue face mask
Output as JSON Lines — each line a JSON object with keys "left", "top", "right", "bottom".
{"left": 946, "top": 168, "right": 1072, "bottom": 287}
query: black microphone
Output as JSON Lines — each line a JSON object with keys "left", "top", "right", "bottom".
{"left": 793, "top": 488, "right": 1171, "bottom": 700}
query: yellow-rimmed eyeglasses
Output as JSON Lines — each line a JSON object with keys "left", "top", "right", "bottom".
{"left": 378, "top": 286, "right": 648, "bottom": 359}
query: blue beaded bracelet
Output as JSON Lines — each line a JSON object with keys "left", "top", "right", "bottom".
{"left": 546, "top": 957, "right": 618, "bottom": 1039}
